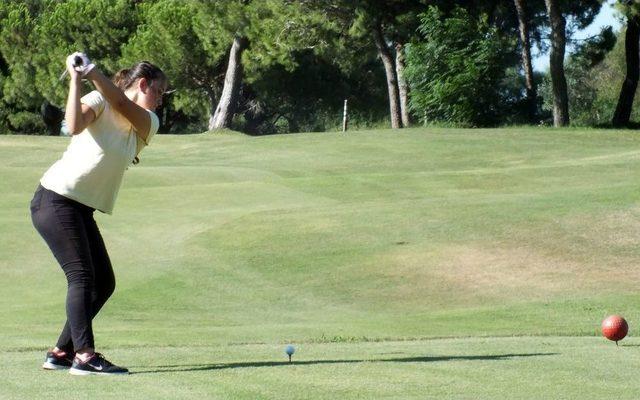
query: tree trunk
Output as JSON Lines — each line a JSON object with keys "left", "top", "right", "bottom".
{"left": 544, "top": 0, "right": 569, "bottom": 127}
{"left": 207, "top": 89, "right": 218, "bottom": 130}
{"left": 395, "top": 42, "right": 410, "bottom": 128}
{"left": 514, "top": 0, "right": 537, "bottom": 123}
{"left": 209, "top": 35, "right": 249, "bottom": 131}
{"left": 0, "top": 51, "right": 8, "bottom": 76}
{"left": 612, "top": 16, "right": 640, "bottom": 127}
{"left": 373, "top": 21, "right": 402, "bottom": 129}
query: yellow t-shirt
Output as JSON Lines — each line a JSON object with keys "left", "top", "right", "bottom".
{"left": 40, "top": 90, "right": 160, "bottom": 214}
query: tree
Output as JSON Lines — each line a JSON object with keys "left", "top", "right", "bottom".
{"left": 122, "top": 0, "right": 227, "bottom": 132}
{"left": 543, "top": 0, "right": 602, "bottom": 127}
{"left": 0, "top": 1, "right": 57, "bottom": 133}
{"left": 612, "top": 2, "right": 640, "bottom": 127}
{"left": 0, "top": 2, "right": 45, "bottom": 110}
{"left": 455, "top": 0, "right": 550, "bottom": 124}
{"left": 514, "top": 0, "right": 538, "bottom": 122}
{"left": 209, "top": 35, "right": 249, "bottom": 129}
{"left": 540, "top": 26, "right": 616, "bottom": 125}
{"left": 238, "top": 4, "right": 390, "bottom": 134}
{"left": 33, "top": 0, "right": 140, "bottom": 104}
{"left": 0, "top": 0, "right": 142, "bottom": 134}
{"left": 126, "top": 0, "right": 325, "bottom": 132}
{"left": 404, "top": 7, "right": 513, "bottom": 127}
{"left": 544, "top": 0, "right": 570, "bottom": 126}
{"left": 395, "top": 42, "right": 410, "bottom": 127}
{"left": 357, "top": 1, "right": 435, "bottom": 129}
{"left": 236, "top": 48, "right": 388, "bottom": 134}
{"left": 299, "top": 0, "right": 436, "bottom": 129}
{"left": 371, "top": 18, "right": 402, "bottom": 129}
{"left": 192, "top": 0, "right": 252, "bottom": 131}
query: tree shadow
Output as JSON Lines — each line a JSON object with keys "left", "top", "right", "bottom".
{"left": 129, "top": 352, "right": 558, "bottom": 375}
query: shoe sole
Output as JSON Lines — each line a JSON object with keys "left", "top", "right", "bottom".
{"left": 43, "top": 362, "right": 71, "bottom": 370}
{"left": 69, "top": 368, "right": 128, "bottom": 376}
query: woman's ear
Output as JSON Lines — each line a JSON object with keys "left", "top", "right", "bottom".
{"left": 138, "top": 77, "right": 150, "bottom": 93}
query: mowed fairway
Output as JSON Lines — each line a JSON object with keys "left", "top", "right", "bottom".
{"left": 1, "top": 127, "right": 639, "bottom": 399}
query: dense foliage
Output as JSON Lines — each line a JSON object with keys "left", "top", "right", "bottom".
{"left": 404, "top": 7, "right": 514, "bottom": 127}
{"left": 0, "top": 0, "right": 632, "bottom": 134}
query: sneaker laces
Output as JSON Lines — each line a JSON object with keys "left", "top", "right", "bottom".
{"left": 93, "top": 353, "right": 115, "bottom": 367}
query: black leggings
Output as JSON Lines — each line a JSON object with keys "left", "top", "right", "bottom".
{"left": 30, "top": 185, "right": 115, "bottom": 352}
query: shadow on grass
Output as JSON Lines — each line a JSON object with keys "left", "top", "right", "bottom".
{"left": 129, "top": 352, "right": 558, "bottom": 375}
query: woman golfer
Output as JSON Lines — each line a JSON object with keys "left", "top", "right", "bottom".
{"left": 31, "top": 53, "right": 166, "bottom": 375}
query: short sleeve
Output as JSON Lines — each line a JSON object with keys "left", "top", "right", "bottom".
{"left": 144, "top": 110, "right": 160, "bottom": 144}
{"left": 80, "top": 90, "right": 105, "bottom": 118}
{"left": 135, "top": 110, "right": 159, "bottom": 155}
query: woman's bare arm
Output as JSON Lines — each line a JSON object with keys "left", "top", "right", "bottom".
{"left": 84, "top": 68, "right": 152, "bottom": 141}
{"left": 64, "top": 75, "right": 96, "bottom": 135}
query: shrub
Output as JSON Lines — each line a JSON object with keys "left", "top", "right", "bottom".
{"left": 405, "top": 6, "right": 514, "bottom": 127}
{"left": 7, "top": 111, "right": 46, "bottom": 135}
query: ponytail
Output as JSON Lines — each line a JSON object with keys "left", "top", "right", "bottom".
{"left": 113, "top": 68, "right": 132, "bottom": 90}
{"left": 112, "top": 61, "right": 165, "bottom": 91}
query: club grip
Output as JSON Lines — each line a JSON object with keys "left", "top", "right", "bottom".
{"left": 73, "top": 56, "right": 83, "bottom": 67}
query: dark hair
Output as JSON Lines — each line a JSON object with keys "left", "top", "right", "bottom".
{"left": 113, "top": 61, "right": 166, "bottom": 91}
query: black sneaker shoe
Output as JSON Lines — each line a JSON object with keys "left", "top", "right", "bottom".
{"left": 42, "top": 350, "right": 74, "bottom": 370}
{"left": 69, "top": 353, "right": 129, "bottom": 375}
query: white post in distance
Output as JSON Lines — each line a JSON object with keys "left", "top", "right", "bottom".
{"left": 342, "top": 99, "right": 348, "bottom": 132}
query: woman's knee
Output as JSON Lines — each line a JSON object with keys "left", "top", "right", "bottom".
{"left": 63, "top": 262, "right": 94, "bottom": 288}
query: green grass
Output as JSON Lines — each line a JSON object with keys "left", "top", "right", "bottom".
{"left": 3, "top": 338, "right": 639, "bottom": 399}
{"left": 1, "top": 127, "right": 639, "bottom": 398}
